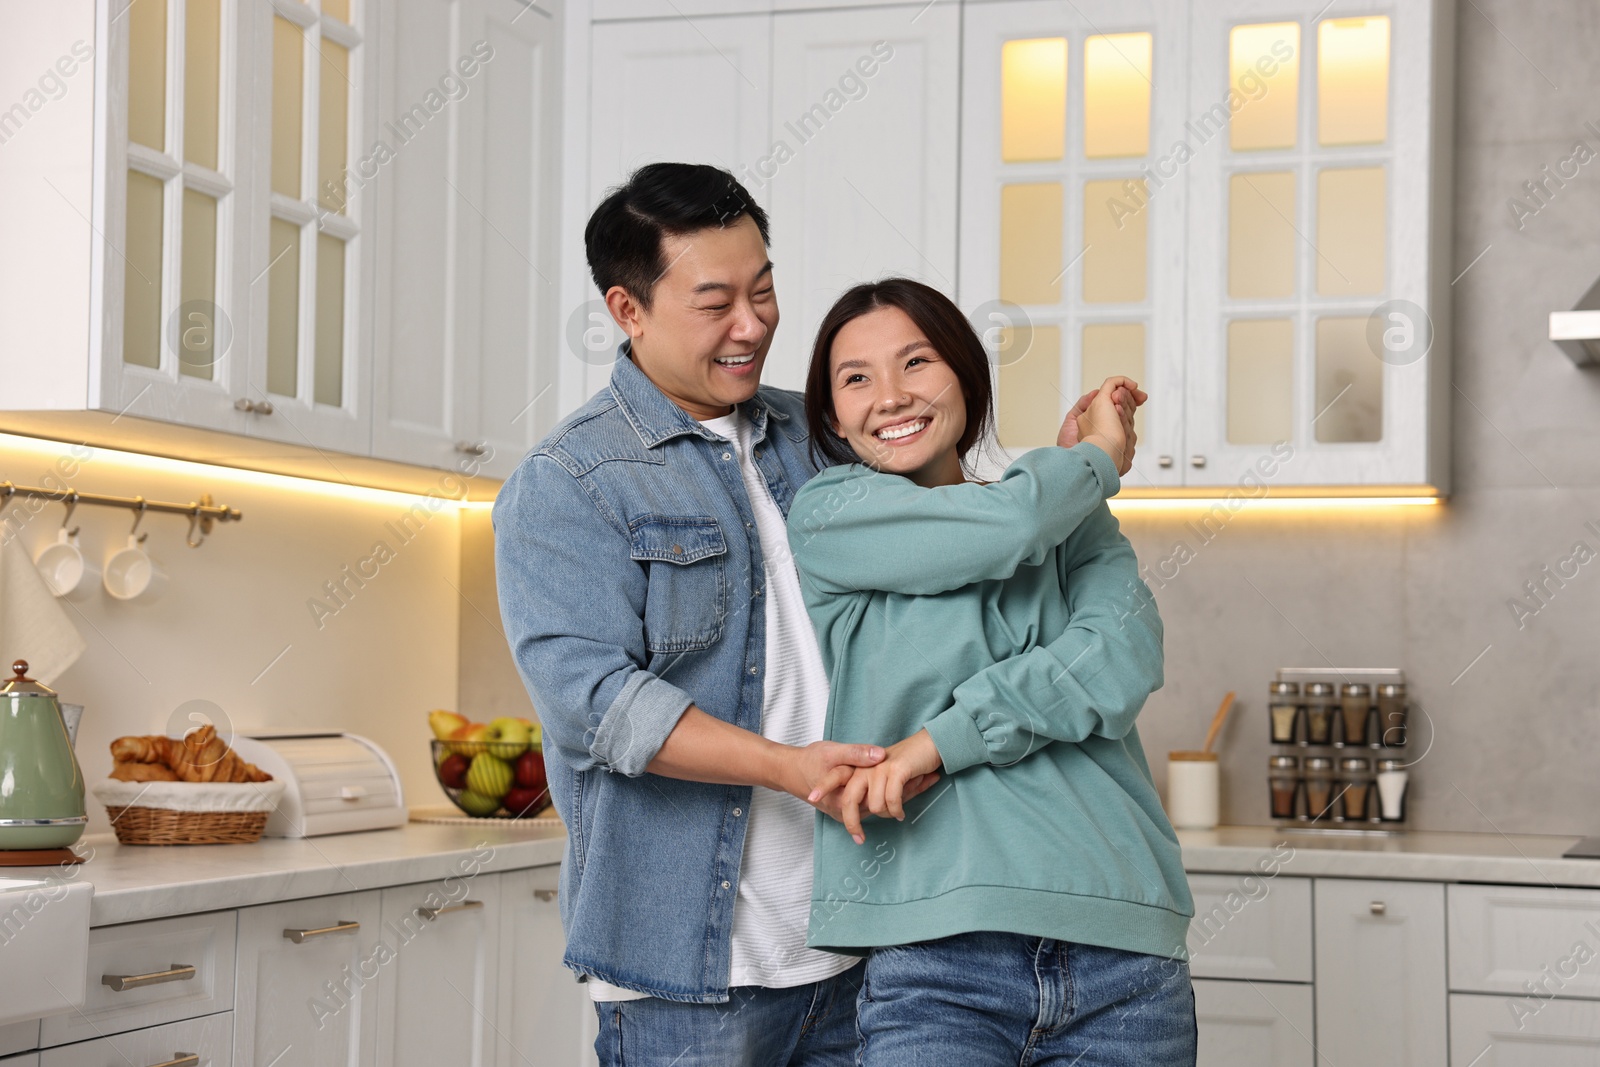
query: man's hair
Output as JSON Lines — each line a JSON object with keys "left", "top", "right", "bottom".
{"left": 804, "top": 277, "right": 997, "bottom": 471}
{"left": 584, "top": 163, "right": 771, "bottom": 310}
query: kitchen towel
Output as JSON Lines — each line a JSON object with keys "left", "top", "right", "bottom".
{"left": 0, "top": 534, "right": 87, "bottom": 684}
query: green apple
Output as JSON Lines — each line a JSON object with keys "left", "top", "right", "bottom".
{"left": 488, "top": 717, "right": 532, "bottom": 759}
{"left": 465, "top": 753, "right": 514, "bottom": 798}
{"left": 455, "top": 790, "right": 502, "bottom": 817}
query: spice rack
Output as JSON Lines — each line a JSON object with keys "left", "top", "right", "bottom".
{"left": 1266, "top": 668, "right": 1412, "bottom": 834}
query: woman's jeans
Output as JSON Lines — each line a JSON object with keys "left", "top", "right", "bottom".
{"left": 856, "top": 932, "right": 1197, "bottom": 1066}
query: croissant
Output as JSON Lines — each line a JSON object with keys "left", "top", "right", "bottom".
{"left": 110, "top": 759, "right": 179, "bottom": 782}
{"left": 108, "top": 727, "right": 273, "bottom": 784}
{"left": 110, "top": 734, "right": 185, "bottom": 765}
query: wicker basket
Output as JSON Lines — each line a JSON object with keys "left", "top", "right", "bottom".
{"left": 92, "top": 779, "right": 285, "bottom": 846}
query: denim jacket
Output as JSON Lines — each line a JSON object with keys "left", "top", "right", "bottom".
{"left": 493, "top": 346, "right": 821, "bottom": 1003}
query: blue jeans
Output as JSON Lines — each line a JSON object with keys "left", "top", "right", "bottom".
{"left": 594, "top": 962, "right": 865, "bottom": 1066}
{"left": 855, "top": 933, "right": 1196, "bottom": 1066}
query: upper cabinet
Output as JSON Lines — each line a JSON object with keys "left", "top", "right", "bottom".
{"left": 960, "top": 0, "right": 1455, "bottom": 493}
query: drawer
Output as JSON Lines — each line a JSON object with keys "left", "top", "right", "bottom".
{"left": 1448, "top": 884, "right": 1600, "bottom": 998}
{"left": 40, "top": 912, "right": 236, "bottom": 1048}
{"left": 0, "top": 1022, "right": 37, "bottom": 1057}
{"left": 40, "top": 1012, "right": 231, "bottom": 1067}
{"left": 1449, "top": 992, "right": 1600, "bottom": 1065}
{"left": 1194, "top": 979, "right": 1314, "bottom": 1067}
{"left": 1186, "top": 874, "right": 1313, "bottom": 982}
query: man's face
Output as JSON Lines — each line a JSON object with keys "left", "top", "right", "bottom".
{"left": 610, "top": 215, "right": 778, "bottom": 421}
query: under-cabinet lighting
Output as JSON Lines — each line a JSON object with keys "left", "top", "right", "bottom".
{"left": 1109, "top": 495, "right": 1441, "bottom": 513}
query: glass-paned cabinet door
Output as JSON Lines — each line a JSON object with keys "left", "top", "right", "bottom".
{"left": 109, "top": 0, "right": 249, "bottom": 429}
{"left": 247, "top": 0, "right": 375, "bottom": 455}
{"left": 960, "top": 0, "right": 1190, "bottom": 488}
{"left": 1184, "top": 0, "right": 1449, "bottom": 491}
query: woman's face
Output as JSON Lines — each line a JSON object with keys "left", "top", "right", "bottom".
{"left": 827, "top": 305, "right": 967, "bottom": 488}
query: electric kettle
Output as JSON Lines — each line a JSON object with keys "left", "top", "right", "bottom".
{"left": 0, "top": 660, "right": 87, "bottom": 849}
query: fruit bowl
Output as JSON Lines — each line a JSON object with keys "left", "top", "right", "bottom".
{"left": 430, "top": 739, "right": 550, "bottom": 819}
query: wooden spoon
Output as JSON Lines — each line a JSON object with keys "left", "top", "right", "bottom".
{"left": 1201, "top": 691, "right": 1237, "bottom": 755}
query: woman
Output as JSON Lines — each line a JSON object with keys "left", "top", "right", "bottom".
{"left": 787, "top": 278, "right": 1196, "bottom": 1065}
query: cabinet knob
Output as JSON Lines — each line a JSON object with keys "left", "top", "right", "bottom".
{"left": 282, "top": 919, "right": 360, "bottom": 942}
{"left": 101, "top": 963, "right": 195, "bottom": 991}
{"left": 534, "top": 888, "right": 557, "bottom": 902}
{"left": 455, "top": 441, "right": 488, "bottom": 456}
{"left": 234, "top": 398, "right": 274, "bottom": 415}
{"left": 143, "top": 1055, "right": 199, "bottom": 1067}
{"left": 416, "top": 899, "right": 485, "bottom": 921}
{"left": 1157, "top": 455, "right": 1174, "bottom": 468}
{"left": 1370, "top": 901, "right": 1387, "bottom": 916}
{"left": 1190, "top": 455, "right": 1207, "bottom": 468}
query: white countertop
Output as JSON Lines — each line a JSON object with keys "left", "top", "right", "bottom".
{"left": 68, "top": 820, "right": 568, "bottom": 926}
{"left": 1179, "top": 825, "right": 1600, "bottom": 888}
{"left": 42, "top": 821, "right": 1600, "bottom": 928}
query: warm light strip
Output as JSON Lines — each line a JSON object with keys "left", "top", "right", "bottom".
{"left": 0, "top": 432, "right": 483, "bottom": 509}
{"left": 1110, "top": 495, "right": 1441, "bottom": 512}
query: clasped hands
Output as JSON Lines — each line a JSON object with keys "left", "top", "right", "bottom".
{"left": 782, "top": 730, "right": 943, "bottom": 846}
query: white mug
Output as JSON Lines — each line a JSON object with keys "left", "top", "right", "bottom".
{"left": 34, "top": 528, "right": 96, "bottom": 598}
{"left": 103, "top": 534, "right": 158, "bottom": 600}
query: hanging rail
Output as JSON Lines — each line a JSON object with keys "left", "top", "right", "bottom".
{"left": 0, "top": 482, "right": 242, "bottom": 548}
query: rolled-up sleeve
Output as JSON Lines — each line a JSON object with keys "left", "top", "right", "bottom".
{"left": 493, "top": 454, "right": 693, "bottom": 776}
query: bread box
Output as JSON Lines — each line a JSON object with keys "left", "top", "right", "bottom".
{"left": 229, "top": 732, "right": 406, "bottom": 837}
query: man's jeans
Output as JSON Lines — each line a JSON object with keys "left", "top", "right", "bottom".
{"left": 855, "top": 933, "right": 1197, "bottom": 1066}
{"left": 593, "top": 962, "right": 865, "bottom": 1067}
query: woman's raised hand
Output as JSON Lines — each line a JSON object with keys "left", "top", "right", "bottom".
{"left": 1058, "top": 375, "right": 1144, "bottom": 476}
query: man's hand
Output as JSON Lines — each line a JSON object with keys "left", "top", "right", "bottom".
{"left": 808, "top": 730, "right": 943, "bottom": 845}
{"left": 774, "top": 739, "right": 887, "bottom": 811}
{"left": 1059, "top": 375, "right": 1144, "bottom": 476}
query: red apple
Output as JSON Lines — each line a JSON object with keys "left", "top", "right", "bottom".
{"left": 437, "top": 753, "right": 470, "bottom": 790}
{"left": 503, "top": 786, "right": 548, "bottom": 818}
{"left": 513, "top": 749, "right": 547, "bottom": 792}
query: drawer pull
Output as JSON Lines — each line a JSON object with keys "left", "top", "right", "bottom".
{"left": 416, "top": 900, "right": 485, "bottom": 921}
{"left": 101, "top": 964, "right": 196, "bottom": 991}
{"left": 283, "top": 920, "right": 360, "bottom": 943}
{"left": 1370, "top": 901, "right": 1387, "bottom": 916}
{"left": 534, "top": 889, "right": 557, "bottom": 902}
{"left": 145, "top": 1055, "right": 199, "bottom": 1067}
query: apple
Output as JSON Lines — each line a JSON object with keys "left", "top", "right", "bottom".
{"left": 465, "top": 753, "right": 514, "bottom": 798}
{"left": 448, "top": 721, "right": 492, "bottom": 756}
{"left": 488, "top": 717, "right": 532, "bottom": 759}
{"left": 521, "top": 717, "right": 543, "bottom": 752}
{"left": 436, "top": 753, "right": 470, "bottom": 791}
{"left": 513, "top": 749, "right": 547, "bottom": 793}
{"left": 455, "top": 790, "right": 502, "bottom": 817}
{"left": 428, "top": 709, "right": 468, "bottom": 742}
{"left": 503, "top": 786, "right": 548, "bottom": 817}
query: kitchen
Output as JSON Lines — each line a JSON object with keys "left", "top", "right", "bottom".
{"left": 1, "top": 0, "right": 1598, "bottom": 1063}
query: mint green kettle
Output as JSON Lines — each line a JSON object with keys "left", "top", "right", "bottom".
{"left": 0, "top": 660, "right": 87, "bottom": 849}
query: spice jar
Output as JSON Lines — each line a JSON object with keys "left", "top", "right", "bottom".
{"left": 1268, "top": 755, "right": 1301, "bottom": 819}
{"left": 1377, "top": 683, "right": 1407, "bottom": 747}
{"left": 1304, "top": 683, "right": 1336, "bottom": 745}
{"left": 1376, "top": 759, "right": 1409, "bottom": 822}
{"left": 1337, "top": 757, "right": 1373, "bottom": 821}
{"left": 1339, "top": 683, "right": 1371, "bottom": 746}
{"left": 1304, "top": 756, "right": 1335, "bottom": 821}
{"left": 1269, "top": 681, "right": 1301, "bottom": 745}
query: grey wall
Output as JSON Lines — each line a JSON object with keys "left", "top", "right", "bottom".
{"left": 1127, "top": 0, "right": 1600, "bottom": 835}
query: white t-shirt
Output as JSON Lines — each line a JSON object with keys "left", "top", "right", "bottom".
{"left": 588, "top": 408, "right": 857, "bottom": 1001}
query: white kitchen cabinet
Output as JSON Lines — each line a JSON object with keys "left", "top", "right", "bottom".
{"left": 0, "top": 1023, "right": 36, "bottom": 1059}
{"left": 1312, "top": 878, "right": 1447, "bottom": 1066}
{"left": 373, "top": 875, "right": 501, "bottom": 1067}
{"left": 1193, "top": 978, "right": 1314, "bottom": 1067}
{"left": 0, "top": 1055, "right": 39, "bottom": 1067}
{"left": 371, "top": 0, "right": 562, "bottom": 479}
{"left": 494, "top": 867, "right": 596, "bottom": 1067}
{"left": 760, "top": 4, "right": 959, "bottom": 392}
{"left": 1186, "top": 873, "right": 1313, "bottom": 982}
{"left": 39, "top": 1013, "right": 232, "bottom": 1067}
{"left": 1448, "top": 883, "right": 1600, "bottom": 999}
{"left": 1449, "top": 992, "right": 1600, "bottom": 1066}
{"left": 233, "top": 891, "right": 383, "bottom": 1067}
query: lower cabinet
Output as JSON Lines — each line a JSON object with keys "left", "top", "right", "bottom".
{"left": 0, "top": 1056, "right": 38, "bottom": 1066}
{"left": 1448, "top": 992, "right": 1600, "bottom": 1065}
{"left": 495, "top": 868, "right": 597, "bottom": 1067}
{"left": 1193, "top": 978, "right": 1315, "bottom": 1067}
{"left": 40, "top": 1012, "right": 232, "bottom": 1066}
{"left": 233, "top": 891, "right": 384, "bottom": 1067}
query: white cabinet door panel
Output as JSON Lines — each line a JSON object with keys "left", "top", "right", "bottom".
{"left": 495, "top": 867, "right": 597, "bottom": 1067}
{"left": 1448, "top": 883, "right": 1600, "bottom": 999}
{"left": 1186, "top": 874, "right": 1313, "bottom": 982}
{"left": 1193, "top": 979, "right": 1314, "bottom": 1067}
{"left": 1450, "top": 992, "right": 1600, "bottom": 1067}
{"left": 40, "top": 1012, "right": 232, "bottom": 1067}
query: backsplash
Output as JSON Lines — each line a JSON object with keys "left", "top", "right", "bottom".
{"left": 0, "top": 434, "right": 463, "bottom": 835}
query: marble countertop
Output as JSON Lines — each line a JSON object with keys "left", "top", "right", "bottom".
{"left": 1178, "top": 825, "right": 1600, "bottom": 888}
{"left": 66, "top": 820, "right": 567, "bottom": 926}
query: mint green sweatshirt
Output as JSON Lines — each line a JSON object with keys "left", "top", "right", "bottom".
{"left": 788, "top": 443, "right": 1194, "bottom": 961}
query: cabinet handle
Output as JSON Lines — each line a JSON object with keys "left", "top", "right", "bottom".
{"left": 282, "top": 920, "right": 360, "bottom": 943}
{"left": 101, "top": 963, "right": 195, "bottom": 991}
{"left": 143, "top": 1055, "right": 199, "bottom": 1067}
{"left": 1370, "top": 901, "right": 1387, "bottom": 916}
{"left": 455, "top": 441, "right": 488, "bottom": 456}
{"left": 533, "top": 889, "right": 557, "bottom": 903}
{"left": 234, "top": 398, "right": 275, "bottom": 416}
{"left": 1157, "top": 455, "right": 1174, "bottom": 468}
{"left": 416, "top": 899, "right": 485, "bottom": 921}
{"left": 1189, "top": 455, "right": 1207, "bottom": 468}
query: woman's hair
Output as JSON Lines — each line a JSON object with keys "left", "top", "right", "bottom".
{"left": 803, "top": 278, "right": 995, "bottom": 471}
